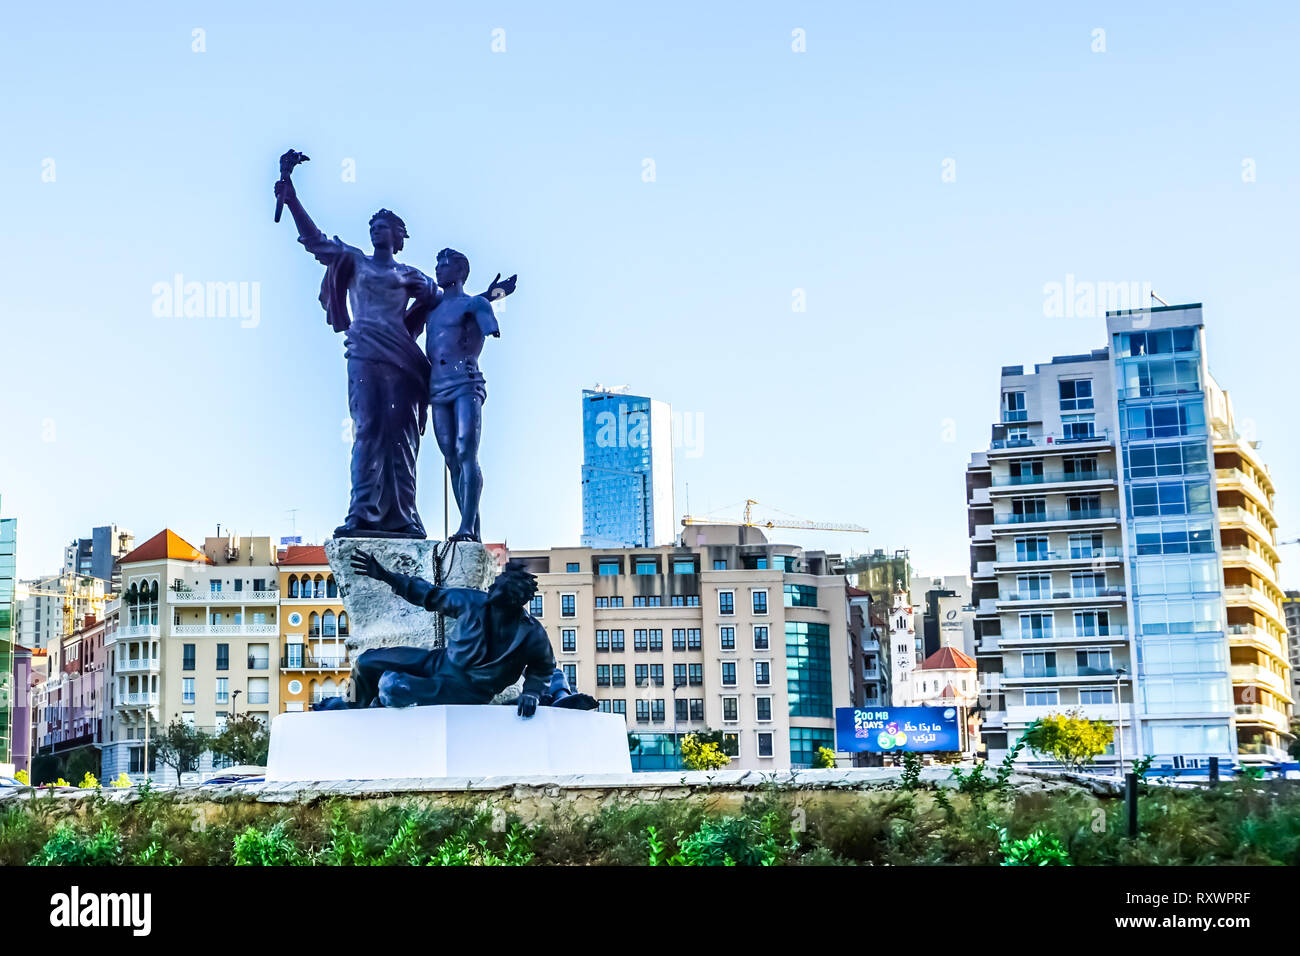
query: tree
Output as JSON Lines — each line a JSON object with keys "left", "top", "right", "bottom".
{"left": 210, "top": 714, "right": 270, "bottom": 767}
{"left": 1023, "top": 711, "right": 1114, "bottom": 772}
{"left": 153, "top": 720, "right": 211, "bottom": 784}
{"left": 812, "top": 746, "right": 836, "bottom": 769}
{"left": 680, "top": 733, "right": 730, "bottom": 771}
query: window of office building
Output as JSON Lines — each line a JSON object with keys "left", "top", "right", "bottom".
{"left": 1059, "top": 378, "right": 1094, "bottom": 411}
{"left": 634, "top": 629, "right": 648, "bottom": 651}
{"left": 632, "top": 595, "right": 662, "bottom": 607}
{"left": 687, "top": 628, "right": 701, "bottom": 650}
{"left": 753, "top": 625, "right": 769, "bottom": 650}
{"left": 688, "top": 663, "right": 703, "bottom": 685}
{"left": 596, "top": 630, "right": 610, "bottom": 652}
{"left": 672, "top": 559, "right": 696, "bottom": 574}
{"left": 673, "top": 663, "right": 687, "bottom": 687}
{"left": 720, "top": 626, "right": 735, "bottom": 650}
{"left": 721, "top": 661, "right": 737, "bottom": 686}
{"left": 648, "top": 629, "right": 662, "bottom": 650}
{"left": 722, "top": 697, "right": 738, "bottom": 722}
{"left": 650, "top": 664, "right": 664, "bottom": 686}
{"left": 635, "top": 664, "right": 649, "bottom": 686}
{"left": 216, "top": 644, "right": 229, "bottom": 671}
{"left": 718, "top": 591, "right": 734, "bottom": 615}
{"left": 1025, "top": 689, "right": 1059, "bottom": 707}
{"left": 713, "top": 559, "right": 728, "bottom": 570}
{"left": 670, "top": 594, "right": 700, "bottom": 607}
{"left": 675, "top": 698, "right": 689, "bottom": 722}
{"left": 756, "top": 696, "right": 772, "bottom": 721}
{"left": 566, "top": 562, "right": 581, "bottom": 573}
{"left": 182, "top": 643, "right": 196, "bottom": 670}
{"left": 529, "top": 595, "right": 544, "bottom": 617}
{"left": 783, "top": 584, "right": 818, "bottom": 607}
{"left": 563, "top": 664, "right": 577, "bottom": 690}
{"left": 561, "top": 594, "right": 576, "bottom": 617}
{"left": 597, "top": 665, "right": 610, "bottom": 686}
{"left": 672, "top": 628, "right": 687, "bottom": 650}
{"left": 757, "top": 732, "right": 774, "bottom": 758}
{"left": 786, "top": 621, "right": 832, "bottom": 717}
{"left": 610, "top": 630, "right": 624, "bottom": 651}
{"left": 752, "top": 589, "right": 768, "bottom": 614}
{"left": 598, "top": 561, "right": 620, "bottom": 576}
{"left": 561, "top": 629, "right": 576, "bottom": 653}
{"left": 635, "top": 559, "right": 657, "bottom": 575}
{"left": 788, "top": 727, "right": 833, "bottom": 768}
{"left": 651, "top": 700, "right": 665, "bottom": 722}
{"left": 755, "top": 661, "right": 771, "bottom": 686}
{"left": 690, "top": 699, "right": 703, "bottom": 721}
{"left": 1002, "top": 390, "right": 1027, "bottom": 422}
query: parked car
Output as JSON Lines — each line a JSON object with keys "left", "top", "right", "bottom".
{"left": 0, "top": 776, "right": 22, "bottom": 787}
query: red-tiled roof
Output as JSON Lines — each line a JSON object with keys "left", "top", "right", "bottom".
{"left": 119, "top": 529, "right": 210, "bottom": 565}
{"left": 846, "top": 585, "right": 870, "bottom": 598}
{"left": 918, "top": 646, "right": 977, "bottom": 670}
{"left": 279, "top": 545, "right": 328, "bottom": 566}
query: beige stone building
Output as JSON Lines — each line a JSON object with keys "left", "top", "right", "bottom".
{"left": 508, "top": 524, "right": 852, "bottom": 770}
{"left": 103, "top": 530, "right": 279, "bottom": 782}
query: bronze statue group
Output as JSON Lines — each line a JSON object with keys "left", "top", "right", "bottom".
{"left": 275, "top": 154, "right": 593, "bottom": 718}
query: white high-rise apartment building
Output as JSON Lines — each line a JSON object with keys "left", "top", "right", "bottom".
{"left": 967, "top": 304, "right": 1290, "bottom": 773}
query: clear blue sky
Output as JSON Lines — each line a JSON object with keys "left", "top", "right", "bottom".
{"left": 2, "top": 1, "right": 1298, "bottom": 584}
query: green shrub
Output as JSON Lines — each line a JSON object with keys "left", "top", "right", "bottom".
{"left": 993, "top": 826, "right": 1071, "bottom": 866}
{"left": 232, "top": 822, "right": 303, "bottom": 866}
{"left": 30, "top": 822, "right": 123, "bottom": 867}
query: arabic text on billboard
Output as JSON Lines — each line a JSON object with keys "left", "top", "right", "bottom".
{"left": 835, "top": 706, "right": 961, "bottom": 753}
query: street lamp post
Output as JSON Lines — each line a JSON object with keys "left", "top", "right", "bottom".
{"left": 231, "top": 689, "right": 242, "bottom": 719}
{"left": 1114, "top": 666, "right": 1127, "bottom": 776}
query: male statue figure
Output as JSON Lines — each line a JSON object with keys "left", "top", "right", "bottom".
{"left": 319, "top": 550, "right": 596, "bottom": 716}
{"left": 405, "top": 248, "right": 509, "bottom": 542}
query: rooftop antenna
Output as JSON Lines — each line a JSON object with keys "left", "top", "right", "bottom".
{"left": 1150, "top": 291, "right": 1170, "bottom": 307}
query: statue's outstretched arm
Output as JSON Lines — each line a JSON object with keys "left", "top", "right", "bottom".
{"left": 480, "top": 273, "right": 517, "bottom": 302}
{"left": 274, "top": 176, "right": 324, "bottom": 245}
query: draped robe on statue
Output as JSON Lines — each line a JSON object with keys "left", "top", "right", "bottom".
{"left": 303, "top": 233, "right": 433, "bottom": 538}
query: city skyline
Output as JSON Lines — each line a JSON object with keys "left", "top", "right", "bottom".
{"left": 3, "top": 3, "right": 1298, "bottom": 587}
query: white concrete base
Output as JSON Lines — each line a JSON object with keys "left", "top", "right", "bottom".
{"left": 266, "top": 705, "right": 633, "bottom": 782}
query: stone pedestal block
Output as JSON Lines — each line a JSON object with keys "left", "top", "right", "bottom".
{"left": 266, "top": 705, "right": 634, "bottom": 781}
{"left": 324, "top": 538, "right": 496, "bottom": 655}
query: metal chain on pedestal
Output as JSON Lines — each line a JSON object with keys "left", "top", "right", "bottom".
{"left": 432, "top": 538, "right": 456, "bottom": 649}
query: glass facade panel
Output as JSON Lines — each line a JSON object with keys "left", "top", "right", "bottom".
{"left": 786, "top": 621, "right": 832, "bottom": 717}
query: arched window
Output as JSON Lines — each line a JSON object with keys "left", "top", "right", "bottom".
{"left": 323, "top": 610, "right": 336, "bottom": 637}
{"left": 338, "top": 612, "right": 349, "bottom": 636}
{"left": 326, "top": 576, "right": 338, "bottom": 598}
{"left": 288, "top": 575, "right": 298, "bottom": 598}
{"left": 314, "top": 575, "right": 325, "bottom": 599}
{"left": 309, "top": 612, "right": 320, "bottom": 636}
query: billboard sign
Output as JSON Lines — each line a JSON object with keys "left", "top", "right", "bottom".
{"left": 835, "top": 706, "right": 961, "bottom": 753}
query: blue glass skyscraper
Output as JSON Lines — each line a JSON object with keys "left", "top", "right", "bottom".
{"left": 580, "top": 388, "right": 675, "bottom": 548}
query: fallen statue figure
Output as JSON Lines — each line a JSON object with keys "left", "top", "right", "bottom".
{"left": 315, "top": 551, "right": 597, "bottom": 717}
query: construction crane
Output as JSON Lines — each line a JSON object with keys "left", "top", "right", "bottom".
{"left": 23, "top": 577, "right": 109, "bottom": 638}
{"left": 681, "top": 499, "right": 869, "bottom": 535}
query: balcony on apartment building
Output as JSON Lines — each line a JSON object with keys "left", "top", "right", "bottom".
{"left": 1220, "top": 546, "right": 1281, "bottom": 581}
{"left": 993, "top": 546, "right": 1124, "bottom": 569}
{"left": 281, "top": 651, "right": 351, "bottom": 671}
{"left": 1001, "top": 664, "right": 1124, "bottom": 683}
{"left": 114, "top": 692, "right": 159, "bottom": 708}
{"left": 1227, "top": 624, "right": 1287, "bottom": 657}
{"left": 990, "top": 468, "right": 1118, "bottom": 491}
{"left": 114, "top": 623, "right": 160, "bottom": 641}
{"left": 1231, "top": 663, "right": 1290, "bottom": 698}
{"left": 997, "top": 585, "right": 1127, "bottom": 606}
{"left": 169, "top": 587, "right": 280, "bottom": 605}
{"left": 996, "top": 626, "right": 1128, "bottom": 648}
{"left": 171, "top": 622, "right": 280, "bottom": 637}
{"left": 116, "top": 655, "right": 160, "bottom": 674}
{"left": 988, "top": 429, "right": 1114, "bottom": 454}
{"left": 1234, "top": 703, "right": 1290, "bottom": 731}
{"left": 993, "top": 507, "right": 1121, "bottom": 528}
